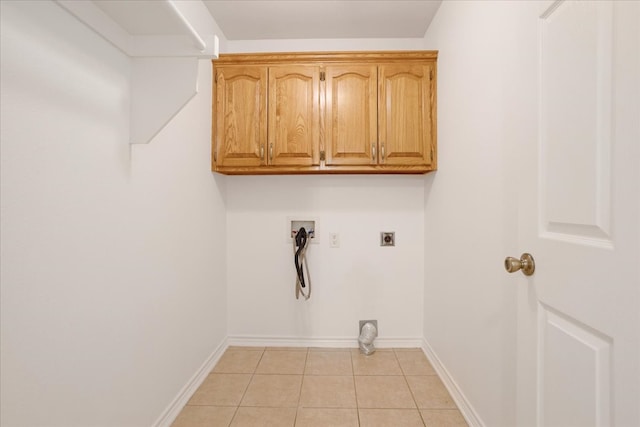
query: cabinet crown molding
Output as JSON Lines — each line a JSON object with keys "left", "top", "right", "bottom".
{"left": 214, "top": 50, "right": 438, "bottom": 65}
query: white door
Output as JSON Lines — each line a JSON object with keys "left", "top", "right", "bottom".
{"left": 515, "top": 1, "right": 639, "bottom": 426}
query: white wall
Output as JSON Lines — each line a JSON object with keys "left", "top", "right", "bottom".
{"left": 421, "top": 2, "right": 537, "bottom": 426}
{"left": 226, "top": 175, "right": 424, "bottom": 343}
{"left": 0, "top": 2, "right": 227, "bottom": 426}
{"left": 225, "top": 38, "right": 426, "bottom": 53}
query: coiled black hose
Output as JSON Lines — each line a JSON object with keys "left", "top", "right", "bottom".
{"left": 294, "top": 227, "right": 308, "bottom": 288}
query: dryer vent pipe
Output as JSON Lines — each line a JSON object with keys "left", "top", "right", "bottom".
{"left": 358, "top": 322, "right": 378, "bottom": 356}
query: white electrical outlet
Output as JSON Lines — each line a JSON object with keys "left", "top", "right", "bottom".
{"left": 329, "top": 233, "right": 340, "bottom": 248}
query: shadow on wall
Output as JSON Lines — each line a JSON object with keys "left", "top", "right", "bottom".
{"left": 223, "top": 174, "right": 427, "bottom": 213}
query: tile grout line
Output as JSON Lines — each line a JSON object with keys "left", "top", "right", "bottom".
{"left": 292, "top": 348, "right": 310, "bottom": 426}
{"left": 350, "top": 348, "right": 362, "bottom": 426}
{"left": 227, "top": 347, "right": 266, "bottom": 427}
{"left": 395, "top": 348, "right": 428, "bottom": 427}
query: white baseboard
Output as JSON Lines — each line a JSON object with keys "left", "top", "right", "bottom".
{"left": 227, "top": 335, "right": 424, "bottom": 349}
{"left": 421, "top": 338, "right": 485, "bottom": 427}
{"left": 153, "top": 338, "right": 228, "bottom": 427}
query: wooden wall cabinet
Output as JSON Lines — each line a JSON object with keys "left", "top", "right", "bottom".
{"left": 212, "top": 51, "right": 437, "bottom": 174}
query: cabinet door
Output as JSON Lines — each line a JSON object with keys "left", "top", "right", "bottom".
{"left": 325, "top": 65, "right": 378, "bottom": 166}
{"left": 215, "top": 66, "right": 267, "bottom": 168}
{"left": 378, "top": 64, "right": 435, "bottom": 166}
{"left": 268, "top": 66, "right": 320, "bottom": 166}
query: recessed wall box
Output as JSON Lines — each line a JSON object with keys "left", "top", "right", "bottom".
{"left": 287, "top": 217, "right": 319, "bottom": 244}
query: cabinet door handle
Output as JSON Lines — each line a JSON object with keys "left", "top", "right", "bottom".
{"left": 381, "top": 143, "right": 386, "bottom": 162}
{"left": 269, "top": 143, "right": 274, "bottom": 162}
{"left": 260, "top": 145, "right": 265, "bottom": 160}
{"left": 372, "top": 143, "right": 377, "bottom": 161}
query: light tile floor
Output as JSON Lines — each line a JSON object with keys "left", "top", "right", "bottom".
{"left": 172, "top": 347, "right": 468, "bottom": 427}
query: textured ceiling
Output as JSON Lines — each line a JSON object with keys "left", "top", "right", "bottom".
{"left": 92, "top": 1, "right": 442, "bottom": 41}
{"left": 94, "top": 1, "right": 188, "bottom": 35}
{"left": 203, "top": 1, "right": 442, "bottom": 40}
